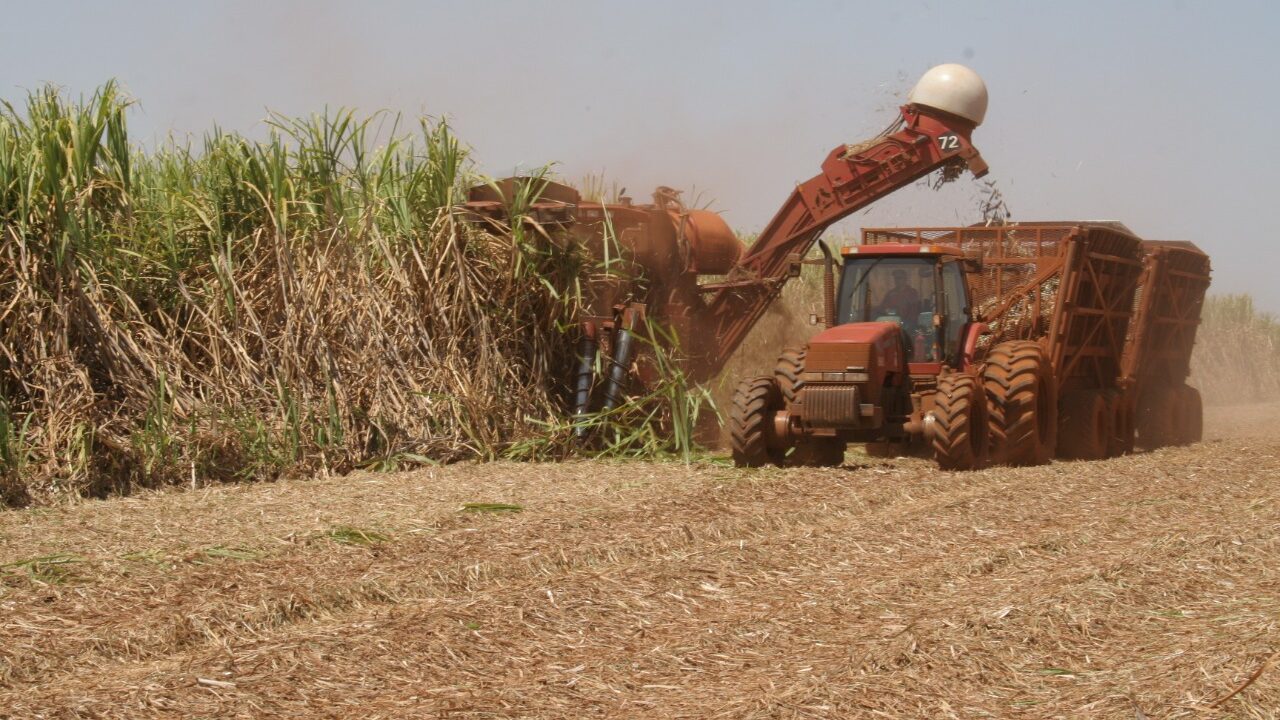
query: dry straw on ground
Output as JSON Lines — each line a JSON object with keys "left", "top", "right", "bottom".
{"left": 1, "top": 404, "right": 1276, "bottom": 717}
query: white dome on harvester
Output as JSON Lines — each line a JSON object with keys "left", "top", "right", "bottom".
{"left": 908, "top": 64, "right": 988, "bottom": 125}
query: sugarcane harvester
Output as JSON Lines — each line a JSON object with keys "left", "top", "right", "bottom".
{"left": 462, "top": 64, "right": 993, "bottom": 436}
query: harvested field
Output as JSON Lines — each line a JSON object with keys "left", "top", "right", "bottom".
{"left": 2, "top": 404, "right": 1279, "bottom": 718}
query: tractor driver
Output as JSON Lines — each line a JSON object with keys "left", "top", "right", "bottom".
{"left": 876, "top": 268, "right": 921, "bottom": 329}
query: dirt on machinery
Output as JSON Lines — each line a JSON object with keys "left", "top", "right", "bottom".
{"left": 2, "top": 403, "right": 1277, "bottom": 718}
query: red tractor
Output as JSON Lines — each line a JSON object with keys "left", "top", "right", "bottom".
{"left": 729, "top": 240, "right": 1005, "bottom": 469}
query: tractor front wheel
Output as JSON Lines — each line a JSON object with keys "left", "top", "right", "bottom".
{"left": 930, "top": 373, "right": 988, "bottom": 470}
{"left": 729, "top": 377, "right": 786, "bottom": 467}
{"left": 774, "top": 347, "right": 806, "bottom": 404}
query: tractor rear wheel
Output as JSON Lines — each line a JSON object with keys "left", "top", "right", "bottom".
{"left": 930, "top": 373, "right": 988, "bottom": 470}
{"left": 1057, "top": 389, "right": 1112, "bottom": 460}
{"left": 1174, "top": 385, "right": 1203, "bottom": 444}
{"left": 729, "top": 377, "right": 785, "bottom": 467}
{"left": 774, "top": 347, "right": 806, "bottom": 404}
{"left": 983, "top": 340, "right": 1057, "bottom": 466}
{"left": 1137, "top": 387, "right": 1178, "bottom": 449}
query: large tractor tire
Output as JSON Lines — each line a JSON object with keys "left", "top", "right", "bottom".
{"left": 1137, "top": 387, "right": 1178, "bottom": 449}
{"left": 774, "top": 347, "right": 806, "bottom": 404}
{"left": 1174, "top": 385, "right": 1203, "bottom": 445}
{"left": 730, "top": 377, "right": 785, "bottom": 467}
{"left": 929, "top": 373, "right": 988, "bottom": 470}
{"left": 1105, "top": 389, "right": 1135, "bottom": 457}
{"left": 982, "top": 340, "right": 1057, "bottom": 466}
{"left": 1057, "top": 389, "right": 1112, "bottom": 460}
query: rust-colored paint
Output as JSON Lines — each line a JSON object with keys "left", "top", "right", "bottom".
{"left": 694, "top": 104, "right": 986, "bottom": 375}
{"left": 671, "top": 209, "right": 741, "bottom": 275}
{"left": 1120, "top": 241, "right": 1211, "bottom": 419}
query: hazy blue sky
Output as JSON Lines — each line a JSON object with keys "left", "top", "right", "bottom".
{"left": 3, "top": 1, "right": 1277, "bottom": 310}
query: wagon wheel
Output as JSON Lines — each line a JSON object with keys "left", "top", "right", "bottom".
{"left": 1105, "top": 389, "right": 1135, "bottom": 457}
{"left": 982, "top": 340, "right": 1057, "bottom": 466}
{"left": 929, "top": 373, "right": 988, "bottom": 470}
{"left": 729, "top": 377, "right": 786, "bottom": 467}
{"left": 1174, "top": 385, "right": 1203, "bottom": 445}
{"left": 1057, "top": 389, "right": 1112, "bottom": 460}
{"left": 1137, "top": 386, "right": 1179, "bottom": 449}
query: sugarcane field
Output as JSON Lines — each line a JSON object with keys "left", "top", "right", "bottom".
{"left": 3, "top": 3, "right": 1280, "bottom": 718}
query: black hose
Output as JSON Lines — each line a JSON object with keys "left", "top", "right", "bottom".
{"left": 572, "top": 322, "right": 598, "bottom": 438}
{"left": 601, "top": 328, "right": 636, "bottom": 412}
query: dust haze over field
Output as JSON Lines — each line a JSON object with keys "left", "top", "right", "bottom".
{"left": 2, "top": 1, "right": 1278, "bottom": 312}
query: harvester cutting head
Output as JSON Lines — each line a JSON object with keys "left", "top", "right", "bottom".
{"left": 908, "top": 64, "right": 988, "bottom": 126}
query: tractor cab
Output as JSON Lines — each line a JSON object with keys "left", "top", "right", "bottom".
{"left": 835, "top": 244, "right": 974, "bottom": 375}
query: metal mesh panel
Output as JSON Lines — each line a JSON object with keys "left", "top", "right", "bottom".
{"left": 1163, "top": 247, "right": 1211, "bottom": 277}
{"left": 862, "top": 225, "right": 1072, "bottom": 302}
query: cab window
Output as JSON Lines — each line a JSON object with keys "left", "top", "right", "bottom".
{"left": 940, "top": 260, "right": 969, "bottom": 364}
{"left": 836, "top": 255, "right": 967, "bottom": 363}
{"left": 837, "top": 256, "right": 936, "bottom": 334}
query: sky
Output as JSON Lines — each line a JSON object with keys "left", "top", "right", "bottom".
{"left": 2, "top": 0, "right": 1278, "bottom": 311}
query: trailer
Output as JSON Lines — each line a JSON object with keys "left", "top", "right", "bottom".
{"left": 1121, "top": 241, "right": 1212, "bottom": 449}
